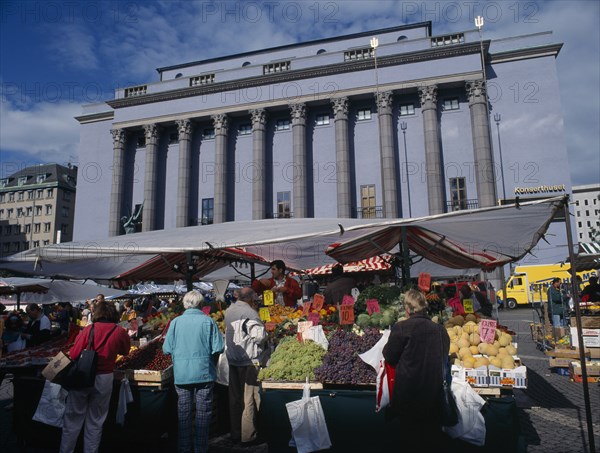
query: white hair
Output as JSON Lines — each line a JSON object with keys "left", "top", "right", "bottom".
{"left": 183, "top": 290, "right": 204, "bottom": 309}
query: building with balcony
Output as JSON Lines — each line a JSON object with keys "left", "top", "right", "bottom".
{"left": 73, "top": 21, "right": 572, "bottom": 262}
{"left": 0, "top": 164, "right": 77, "bottom": 257}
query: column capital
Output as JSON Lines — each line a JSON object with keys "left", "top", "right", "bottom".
{"left": 289, "top": 103, "right": 307, "bottom": 124}
{"left": 176, "top": 119, "right": 193, "bottom": 141}
{"left": 212, "top": 114, "right": 229, "bottom": 134}
{"left": 466, "top": 80, "right": 487, "bottom": 104}
{"left": 250, "top": 109, "right": 267, "bottom": 130}
{"left": 143, "top": 123, "right": 159, "bottom": 142}
{"left": 331, "top": 97, "right": 349, "bottom": 120}
{"left": 110, "top": 128, "right": 127, "bottom": 147}
{"left": 376, "top": 91, "right": 394, "bottom": 115}
{"left": 418, "top": 85, "right": 438, "bottom": 106}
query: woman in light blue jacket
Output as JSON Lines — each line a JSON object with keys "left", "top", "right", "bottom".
{"left": 163, "top": 290, "right": 224, "bottom": 453}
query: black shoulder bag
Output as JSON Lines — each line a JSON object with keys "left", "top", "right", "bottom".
{"left": 439, "top": 328, "right": 459, "bottom": 427}
{"left": 62, "top": 324, "right": 118, "bottom": 390}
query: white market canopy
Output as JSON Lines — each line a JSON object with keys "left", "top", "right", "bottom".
{"left": 570, "top": 242, "right": 600, "bottom": 272}
{"left": 0, "top": 196, "right": 567, "bottom": 280}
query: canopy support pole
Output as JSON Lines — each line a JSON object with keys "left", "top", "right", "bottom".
{"left": 400, "top": 226, "right": 411, "bottom": 287}
{"left": 564, "top": 200, "right": 596, "bottom": 453}
{"left": 185, "top": 252, "right": 194, "bottom": 292}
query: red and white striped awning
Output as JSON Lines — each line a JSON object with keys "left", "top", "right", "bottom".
{"left": 299, "top": 254, "right": 393, "bottom": 275}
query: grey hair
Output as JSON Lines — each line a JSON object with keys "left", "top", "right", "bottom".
{"left": 183, "top": 290, "right": 204, "bottom": 309}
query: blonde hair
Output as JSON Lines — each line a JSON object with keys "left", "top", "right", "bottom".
{"left": 403, "top": 289, "right": 428, "bottom": 314}
{"left": 183, "top": 290, "right": 204, "bottom": 309}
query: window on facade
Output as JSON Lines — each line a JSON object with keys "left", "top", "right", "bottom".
{"left": 202, "top": 128, "right": 215, "bottom": 140}
{"left": 449, "top": 177, "right": 467, "bottom": 210}
{"left": 357, "top": 109, "right": 372, "bottom": 121}
{"left": 0, "top": 194, "right": 4, "bottom": 202}
{"left": 443, "top": 98, "right": 459, "bottom": 111}
{"left": 360, "top": 185, "right": 377, "bottom": 218}
{"left": 37, "top": 189, "right": 43, "bottom": 199}
{"left": 4, "top": 226, "right": 11, "bottom": 235}
{"left": 344, "top": 47, "right": 374, "bottom": 61}
{"left": 578, "top": 221, "right": 582, "bottom": 228}
{"left": 13, "top": 242, "right": 20, "bottom": 252}
{"left": 35, "top": 206, "right": 42, "bottom": 216}
{"left": 275, "top": 119, "right": 291, "bottom": 131}
{"left": 0, "top": 179, "right": 8, "bottom": 187}
{"left": 584, "top": 199, "right": 589, "bottom": 205}
{"left": 33, "top": 240, "right": 40, "bottom": 248}
{"left": 45, "top": 205, "right": 52, "bottom": 215}
{"left": 62, "top": 206, "right": 70, "bottom": 218}
{"left": 238, "top": 124, "right": 252, "bottom": 136}
{"left": 47, "top": 188, "right": 54, "bottom": 198}
{"left": 399, "top": 104, "right": 415, "bottom": 116}
{"left": 36, "top": 174, "right": 47, "bottom": 184}
{"left": 576, "top": 200, "right": 580, "bottom": 206}
{"left": 263, "top": 61, "right": 290, "bottom": 74}
{"left": 0, "top": 209, "right": 3, "bottom": 218}
{"left": 315, "top": 114, "right": 330, "bottom": 126}
{"left": 43, "top": 240, "right": 50, "bottom": 246}
{"left": 27, "top": 190, "right": 33, "bottom": 199}
{"left": 277, "top": 191, "right": 291, "bottom": 218}
{"left": 25, "top": 224, "right": 31, "bottom": 234}
{"left": 63, "top": 191, "right": 71, "bottom": 201}
{"left": 190, "top": 74, "right": 215, "bottom": 86}
{"left": 201, "top": 198, "right": 214, "bottom": 225}
{"left": 18, "top": 176, "right": 27, "bottom": 186}
{"left": 13, "top": 225, "right": 21, "bottom": 235}
{"left": 26, "top": 207, "right": 32, "bottom": 216}
{"left": 44, "top": 222, "right": 51, "bottom": 233}
{"left": 17, "top": 191, "right": 24, "bottom": 201}
{"left": 34, "top": 223, "right": 41, "bottom": 233}
{"left": 17, "top": 208, "right": 23, "bottom": 217}
{"left": 9, "top": 193, "right": 14, "bottom": 202}
{"left": 7, "top": 208, "right": 13, "bottom": 218}
{"left": 22, "top": 241, "right": 29, "bottom": 251}
{"left": 2, "top": 243, "right": 10, "bottom": 253}
{"left": 61, "top": 223, "right": 69, "bottom": 235}
{"left": 587, "top": 221, "right": 592, "bottom": 227}
{"left": 586, "top": 210, "right": 590, "bottom": 216}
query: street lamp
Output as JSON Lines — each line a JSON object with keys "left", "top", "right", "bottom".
{"left": 400, "top": 121, "right": 412, "bottom": 218}
{"left": 370, "top": 37, "right": 379, "bottom": 96}
{"left": 494, "top": 113, "right": 507, "bottom": 202}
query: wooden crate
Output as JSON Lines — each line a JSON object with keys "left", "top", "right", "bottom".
{"left": 115, "top": 365, "right": 173, "bottom": 385}
{"left": 261, "top": 381, "right": 323, "bottom": 390}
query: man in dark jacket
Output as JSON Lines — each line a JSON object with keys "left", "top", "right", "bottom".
{"left": 383, "top": 289, "right": 450, "bottom": 452}
{"left": 323, "top": 265, "right": 356, "bottom": 305}
{"left": 581, "top": 276, "right": 600, "bottom": 303}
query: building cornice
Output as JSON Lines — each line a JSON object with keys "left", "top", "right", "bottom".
{"left": 75, "top": 111, "right": 115, "bottom": 125}
{"left": 490, "top": 43, "right": 563, "bottom": 64}
{"left": 108, "top": 42, "right": 487, "bottom": 109}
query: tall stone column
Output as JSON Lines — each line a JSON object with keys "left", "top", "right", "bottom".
{"left": 250, "top": 109, "right": 267, "bottom": 220}
{"left": 418, "top": 85, "right": 445, "bottom": 215}
{"left": 109, "top": 129, "right": 127, "bottom": 236}
{"left": 142, "top": 123, "right": 159, "bottom": 232}
{"left": 290, "top": 103, "right": 307, "bottom": 218}
{"left": 175, "top": 119, "right": 192, "bottom": 228}
{"left": 212, "top": 114, "right": 229, "bottom": 224}
{"left": 466, "top": 80, "right": 497, "bottom": 208}
{"left": 376, "top": 91, "right": 398, "bottom": 218}
{"left": 332, "top": 97, "right": 351, "bottom": 218}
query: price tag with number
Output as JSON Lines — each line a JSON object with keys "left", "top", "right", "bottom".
{"left": 302, "top": 301, "right": 312, "bottom": 316}
{"left": 418, "top": 272, "right": 432, "bottom": 292}
{"left": 265, "top": 322, "right": 277, "bottom": 332}
{"left": 463, "top": 298, "right": 474, "bottom": 314}
{"left": 308, "top": 312, "right": 320, "bottom": 325}
{"left": 313, "top": 294, "right": 324, "bottom": 311}
{"left": 259, "top": 307, "right": 271, "bottom": 322}
{"left": 342, "top": 294, "right": 355, "bottom": 305}
{"left": 366, "top": 299, "right": 380, "bottom": 315}
{"left": 263, "top": 290, "right": 274, "bottom": 306}
{"left": 338, "top": 304, "right": 355, "bottom": 325}
{"left": 479, "top": 319, "right": 497, "bottom": 344}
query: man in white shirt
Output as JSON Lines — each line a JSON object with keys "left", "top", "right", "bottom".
{"left": 23, "top": 303, "right": 52, "bottom": 346}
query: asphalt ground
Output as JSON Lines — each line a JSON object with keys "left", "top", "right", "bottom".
{"left": 0, "top": 307, "right": 598, "bottom": 452}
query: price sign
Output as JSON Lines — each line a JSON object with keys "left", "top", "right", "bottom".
{"left": 259, "top": 307, "right": 271, "bottom": 322}
{"left": 463, "top": 298, "right": 474, "bottom": 314}
{"left": 201, "top": 306, "right": 211, "bottom": 315}
{"left": 418, "top": 272, "right": 432, "bottom": 292}
{"left": 338, "top": 303, "right": 355, "bottom": 325}
{"left": 297, "top": 321, "right": 313, "bottom": 341}
{"left": 479, "top": 319, "right": 497, "bottom": 344}
{"left": 263, "top": 290, "right": 274, "bottom": 306}
{"left": 265, "top": 322, "right": 277, "bottom": 332}
{"left": 302, "top": 301, "right": 312, "bottom": 316}
{"left": 308, "top": 312, "right": 320, "bottom": 325}
{"left": 128, "top": 319, "right": 139, "bottom": 337}
{"left": 366, "top": 299, "right": 381, "bottom": 315}
{"left": 342, "top": 294, "right": 355, "bottom": 305}
{"left": 313, "top": 294, "right": 324, "bottom": 311}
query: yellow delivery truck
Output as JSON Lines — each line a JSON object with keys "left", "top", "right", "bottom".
{"left": 497, "top": 264, "right": 598, "bottom": 309}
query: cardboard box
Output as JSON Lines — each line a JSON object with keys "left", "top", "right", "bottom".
{"left": 570, "top": 327, "right": 600, "bottom": 348}
{"left": 569, "top": 361, "right": 600, "bottom": 377}
{"left": 465, "top": 366, "right": 488, "bottom": 387}
{"left": 488, "top": 365, "right": 502, "bottom": 387}
{"left": 549, "top": 358, "right": 572, "bottom": 368}
{"left": 586, "top": 348, "right": 600, "bottom": 359}
{"left": 546, "top": 348, "right": 590, "bottom": 359}
{"left": 571, "top": 316, "right": 600, "bottom": 328}
{"left": 500, "top": 366, "right": 528, "bottom": 389}
{"left": 553, "top": 327, "right": 568, "bottom": 338}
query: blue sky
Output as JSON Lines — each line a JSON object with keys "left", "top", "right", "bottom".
{"left": 1, "top": 0, "right": 598, "bottom": 186}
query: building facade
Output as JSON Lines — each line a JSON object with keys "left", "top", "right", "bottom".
{"left": 0, "top": 164, "right": 77, "bottom": 257}
{"left": 572, "top": 184, "right": 600, "bottom": 243}
{"left": 74, "top": 21, "right": 572, "bottom": 261}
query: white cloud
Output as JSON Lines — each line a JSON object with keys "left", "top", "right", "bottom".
{"left": 43, "top": 22, "right": 99, "bottom": 71}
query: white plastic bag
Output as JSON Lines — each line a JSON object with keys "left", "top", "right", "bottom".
{"left": 303, "top": 325, "right": 329, "bottom": 351}
{"left": 358, "top": 329, "right": 392, "bottom": 411}
{"left": 442, "top": 379, "right": 486, "bottom": 446}
{"left": 32, "top": 380, "right": 68, "bottom": 428}
{"left": 285, "top": 380, "right": 332, "bottom": 453}
{"left": 216, "top": 349, "right": 229, "bottom": 386}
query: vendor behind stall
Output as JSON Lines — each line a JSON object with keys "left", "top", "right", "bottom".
{"left": 2, "top": 312, "right": 26, "bottom": 352}
{"left": 323, "top": 265, "right": 356, "bottom": 305}
{"left": 251, "top": 260, "right": 302, "bottom": 307}
{"left": 22, "top": 303, "right": 51, "bottom": 347}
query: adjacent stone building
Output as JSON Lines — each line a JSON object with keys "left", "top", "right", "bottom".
{"left": 73, "top": 21, "right": 572, "bottom": 261}
{"left": 0, "top": 164, "right": 77, "bottom": 257}
{"left": 572, "top": 184, "right": 600, "bottom": 243}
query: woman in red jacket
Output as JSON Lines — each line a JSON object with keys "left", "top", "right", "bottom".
{"left": 60, "top": 301, "right": 130, "bottom": 453}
